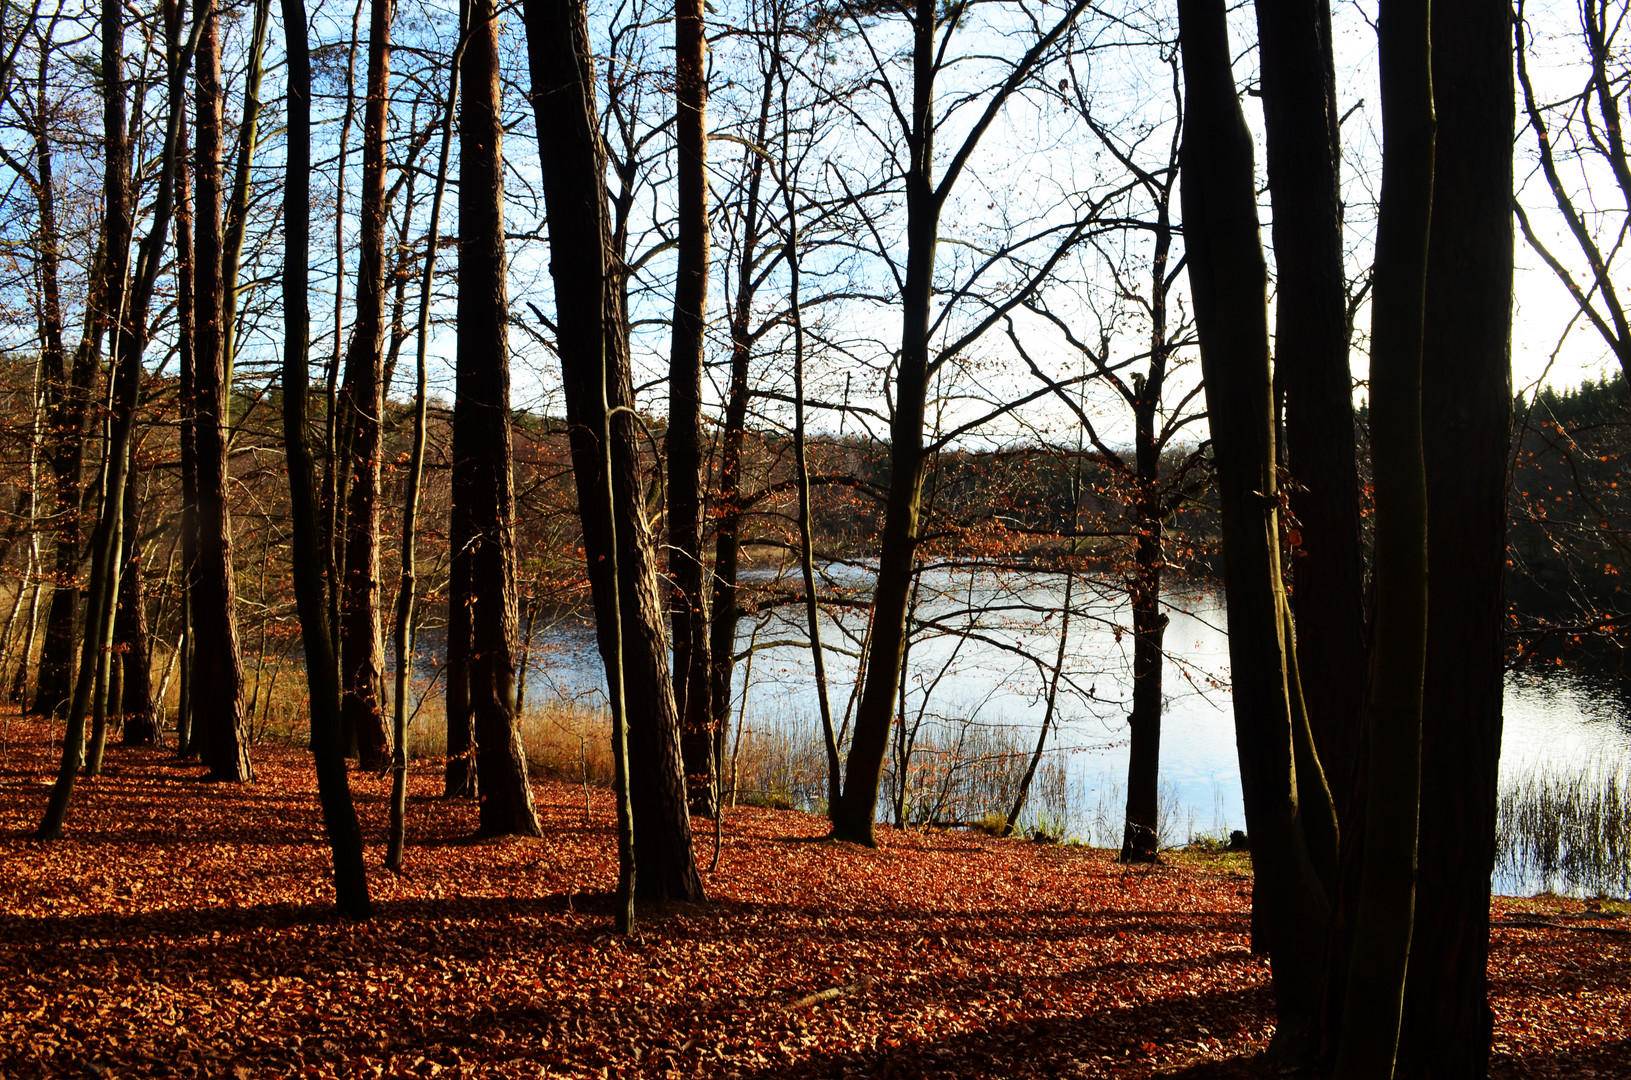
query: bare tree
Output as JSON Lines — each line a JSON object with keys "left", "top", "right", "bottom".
{"left": 831, "top": 0, "right": 1092, "bottom": 845}
{"left": 1516, "top": 0, "right": 1631, "bottom": 384}
{"left": 524, "top": 0, "right": 703, "bottom": 901}
{"left": 281, "top": 0, "right": 372, "bottom": 917}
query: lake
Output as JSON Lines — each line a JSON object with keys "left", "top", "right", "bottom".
{"left": 505, "top": 564, "right": 1630, "bottom": 891}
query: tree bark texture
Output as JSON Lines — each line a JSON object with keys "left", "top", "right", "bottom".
{"left": 1119, "top": 460, "right": 1167, "bottom": 863}
{"left": 1176, "top": 0, "right": 1334, "bottom": 1056}
{"left": 525, "top": 0, "right": 704, "bottom": 900}
{"left": 116, "top": 443, "right": 157, "bottom": 744}
{"left": 192, "top": 0, "right": 252, "bottom": 783}
{"left": 668, "top": 0, "right": 715, "bottom": 818}
{"left": 280, "top": 0, "right": 372, "bottom": 917}
{"left": 337, "top": 0, "right": 394, "bottom": 772}
{"left": 1255, "top": 0, "right": 1367, "bottom": 819}
{"left": 1334, "top": 0, "right": 1434, "bottom": 1073}
{"left": 171, "top": 0, "right": 197, "bottom": 756}
{"left": 454, "top": 0, "right": 541, "bottom": 838}
{"left": 1394, "top": 0, "right": 1511, "bottom": 1074}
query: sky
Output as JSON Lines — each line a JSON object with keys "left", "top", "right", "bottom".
{"left": 1, "top": 0, "right": 1620, "bottom": 453}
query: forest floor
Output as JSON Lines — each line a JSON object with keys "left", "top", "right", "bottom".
{"left": 1, "top": 718, "right": 1627, "bottom": 1080}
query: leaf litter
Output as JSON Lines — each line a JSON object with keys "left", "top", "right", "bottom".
{"left": 0, "top": 718, "right": 1625, "bottom": 1079}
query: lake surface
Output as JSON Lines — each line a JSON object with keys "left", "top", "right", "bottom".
{"left": 504, "top": 564, "right": 1630, "bottom": 889}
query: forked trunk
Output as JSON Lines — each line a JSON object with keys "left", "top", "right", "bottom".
{"left": 1175, "top": 0, "right": 1334, "bottom": 1056}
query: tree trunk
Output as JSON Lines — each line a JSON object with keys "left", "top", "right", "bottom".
{"left": 324, "top": 0, "right": 367, "bottom": 678}
{"left": 1394, "top": 0, "right": 1511, "bottom": 1074}
{"left": 280, "top": 0, "right": 372, "bottom": 918}
{"left": 1120, "top": 465, "right": 1167, "bottom": 862}
{"left": 668, "top": 0, "right": 715, "bottom": 818}
{"left": 440, "top": 8, "right": 474, "bottom": 797}
{"left": 456, "top": 0, "right": 541, "bottom": 838}
{"left": 1255, "top": 0, "right": 1367, "bottom": 816}
{"left": 337, "top": 0, "right": 395, "bottom": 773}
{"left": 790, "top": 229, "right": 839, "bottom": 809}
{"left": 116, "top": 441, "right": 158, "bottom": 745}
{"left": 1121, "top": 196, "right": 1178, "bottom": 863}
{"left": 1333, "top": 0, "right": 1434, "bottom": 1072}
{"left": 831, "top": 0, "right": 1085, "bottom": 845}
{"left": 388, "top": 0, "right": 461, "bottom": 872}
{"left": 192, "top": 0, "right": 252, "bottom": 783}
{"left": 1175, "top": 0, "right": 1334, "bottom": 1057}
{"left": 524, "top": 0, "right": 704, "bottom": 901}
{"left": 830, "top": 1, "right": 941, "bottom": 845}
{"left": 171, "top": 0, "right": 196, "bottom": 755}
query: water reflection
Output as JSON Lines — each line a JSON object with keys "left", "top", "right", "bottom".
{"left": 468, "top": 565, "right": 1630, "bottom": 893}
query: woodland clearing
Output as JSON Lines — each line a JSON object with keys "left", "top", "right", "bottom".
{"left": 0, "top": 716, "right": 1625, "bottom": 1080}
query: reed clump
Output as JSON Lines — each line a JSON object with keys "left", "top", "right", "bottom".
{"left": 1496, "top": 756, "right": 1630, "bottom": 897}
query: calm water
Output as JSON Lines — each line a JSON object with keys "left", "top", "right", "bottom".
{"left": 505, "top": 565, "right": 1630, "bottom": 887}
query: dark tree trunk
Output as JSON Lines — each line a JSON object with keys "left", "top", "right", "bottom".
{"left": 524, "top": 0, "right": 704, "bottom": 901}
{"left": 116, "top": 441, "right": 157, "bottom": 745}
{"left": 338, "top": 0, "right": 394, "bottom": 773}
{"left": 830, "top": 1, "right": 940, "bottom": 845}
{"left": 1121, "top": 203, "right": 1178, "bottom": 865}
{"left": 440, "top": 8, "right": 473, "bottom": 798}
{"left": 25, "top": 35, "right": 76, "bottom": 719}
{"left": 1119, "top": 469, "right": 1166, "bottom": 862}
{"left": 280, "top": 0, "right": 372, "bottom": 917}
{"left": 171, "top": 0, "right": 197, "bottom": 756}
{"left": 1176, "top": 0, "right": 1336, "bottom": 1057}
{"left": 1255, "top": 0, "right": 1367, "bottom": 818}
{"left": 1333, "top": 0, "right": 1435, "bottom": 1072}
{"left": 455, "top": 0, "right": 541, "bottom": 838}
{"left": 38, "top": 0, "right": 131, "bottom": 834}
{"left": 192, "top": 0, "right": 252, "bottom": 782}
{"left": 669, "top": 0, "right": 715, "bottom": 818}
{"left": 1394, "top": 0, "right": 1511, "bottom": 1074}
{"left": 831, "top": 0, "right": 1086, "bottom": 845}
